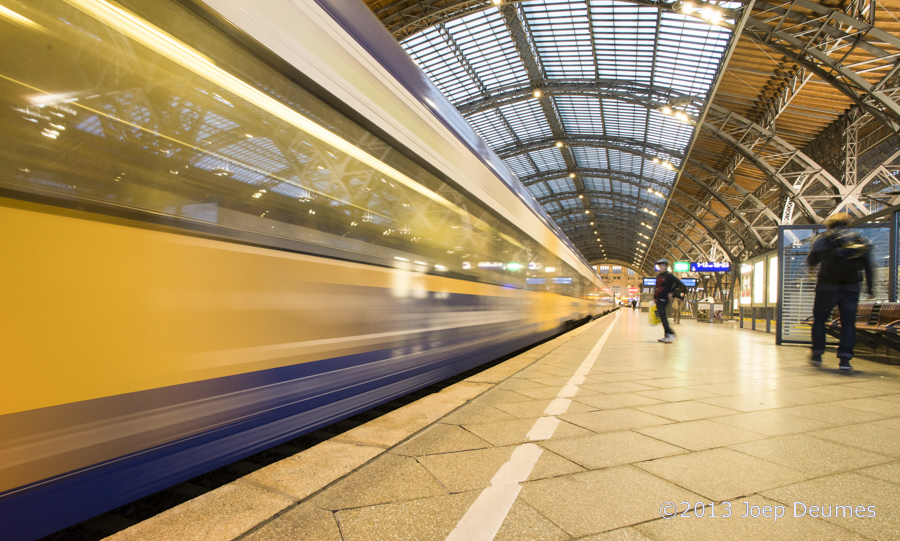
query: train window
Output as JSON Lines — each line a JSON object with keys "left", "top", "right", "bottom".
{"left": 0, "top": 0, "right": 607, "bottom": 299}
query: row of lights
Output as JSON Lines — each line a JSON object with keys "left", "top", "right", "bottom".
{"left": 673, "top": 1, "right": 725, "bottom": 25}
{"left": 658, "top": 106, "right": 694, "bottom": 125}
{"left": 652, "top": 157, "right": 676, "bottom": 170}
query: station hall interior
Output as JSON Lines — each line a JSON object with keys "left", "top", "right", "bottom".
{"left": 4, "top": 0, "right": 900, "bottom": 539}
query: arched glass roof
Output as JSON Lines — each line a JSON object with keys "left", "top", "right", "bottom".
{"left": 398, "top": 0, "right": 734, "bottom": 265}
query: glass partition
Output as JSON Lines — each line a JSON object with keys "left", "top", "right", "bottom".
{"left": 777, "top": 222, "right": 892, "bottom": 345}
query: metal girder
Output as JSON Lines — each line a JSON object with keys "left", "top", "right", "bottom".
{"left": 701, "top": 105, "right": 839, "bottom": 224}
{"left": 669, "top": 186, "right": 757, "bottom": 256}
{"left": 561, "top": 216, "right": 704, "bottom": 259}
{"left": 496, "top": 4, "right": 594, "bottom": 218}
{"left": 382, "top": 0, "right": 677, "bottom": 40}
{"left": 456, "top": 79, "right": 697, "bottom": 118}
{"left": 679, "top": 166, "right": 766, "bottom": 249}
{"left": 743, "top": 0, "right": 900, "bottom": 133}
{"left": 460, "top": 80, "right": 850, "bottom": 225}
{"left": 495, "top": 134, "right": 683, "bottom": 164}
{"left": 540, "top": 191, "right": 665, "bottom": 210}
{"left": 664, "top": 199, "right": 737, "bottom": 263}
{"left": 521, "top": 167, "right": 670, "bottom": 193}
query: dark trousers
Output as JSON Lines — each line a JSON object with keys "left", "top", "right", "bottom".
{"left": 811, "top": 286, "right": 860, "bottom": 360}
{"left": 656, "top": 299, "right": 673, "bottom": 336}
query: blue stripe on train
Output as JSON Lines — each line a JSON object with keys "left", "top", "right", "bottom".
{"left": 0, "top": 322, "right": 566, "bottom": 541}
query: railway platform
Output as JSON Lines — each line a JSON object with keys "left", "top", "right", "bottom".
{"left": 106, "top": 309, "right": 900, "bottom": 541}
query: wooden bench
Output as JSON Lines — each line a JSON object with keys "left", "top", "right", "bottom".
{"left": 803, "top": 302, "right": 900, "bottom": 353}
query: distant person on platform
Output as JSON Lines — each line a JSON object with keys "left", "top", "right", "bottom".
{"left": 631, "top": 299, "right": 637, "bottom": 310}
{"left": 807, "top": 212, "right": 873, "bottom": 371}
{"left": 654, "top": 259, "right": 684, "bottom": 343}
{"left": 670, "top": 281, "right": 686, "bottom": 325}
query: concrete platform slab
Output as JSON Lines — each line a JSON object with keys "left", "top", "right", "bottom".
{"left": 105, "top": 309, "right": 900, "bottom": 541}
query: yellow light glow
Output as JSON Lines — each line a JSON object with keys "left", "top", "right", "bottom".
{"left": 0, "top": 4, "right": 42, "bottom": 31}
{"left": 61, "top": 0, "right": 527, "bottom": 248}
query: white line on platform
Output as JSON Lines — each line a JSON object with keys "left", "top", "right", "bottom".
{"left": 525, "top": 416, "right": 560, "bottom": 441}
{"left": 446, "top": 311, "right": 620, "bottom": 541}
{"left": 543, "top": 397, "right": 571, "bottom": 416}
{"left": 446, "top": 444, "right": 543, "bottom": 541}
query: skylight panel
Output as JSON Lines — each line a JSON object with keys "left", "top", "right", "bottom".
{"left": 572, "top": 146, "right": 608, "bottom": 169}
{"left": 401, "top": 27, "right": 479, "bottom": 104}
{"left": 558, "top": 197, "right": 582, "bottom": 209}
{"left": 497, "top": 100, "right": 552, "bottom": 142}
{"left": 601, "top": 100, "right": 646, "bottom": 141}
{"left": 446, "top": 10, "right": 530, "bottom": 96}
{"left": 546, "top": 177, "right": 577, "bottom": 193}
{"left": 528, "top": 183, "right": 551, "bottom": 198}
{"left": 529, "top": 147, "right": 567, "bottom": 172}
{"left": 466, "top": 109, "right": 513, "bottom": 148}
{"left": 581, "top": 177, "right": 607, "bottom": 192}
{"left": 502, "top": 154, "right": 536, "bottom": 178}
{"left": 607, "top": 148, "right": 642, "bottom": 175}
{"left": 555, "top": 95, "right": 604, "bottom": 135}
{"left": 523, "top": 2, "right": 593, "bottom": 79}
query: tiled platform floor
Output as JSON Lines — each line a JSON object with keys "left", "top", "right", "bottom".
{"left": 111, "top": 309, "right": 900, "bottom": 541}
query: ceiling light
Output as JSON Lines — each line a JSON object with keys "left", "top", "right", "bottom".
{"left": 532, "top": 89, "right": 543, "bottom": 98}
{"left": 555, "top": 141, "right": 563, "bottom": 147}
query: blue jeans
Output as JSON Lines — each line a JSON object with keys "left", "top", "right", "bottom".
{"left": 656, "top": 299, "right": 673, "bottom": 336}
{"left": 811, "top": 286, "right": 860, "bottom": 361}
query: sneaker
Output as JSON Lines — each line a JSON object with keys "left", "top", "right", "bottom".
{"left": 839, "top": 361, "right": 854, "bottom": 371}
{"left": 659, "top": 334, "right": 676, "bottom": 343}
{"left": 809, "top": 354, "right": 822, "bottom": 365}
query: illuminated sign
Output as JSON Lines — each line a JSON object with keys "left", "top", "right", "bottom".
{"left": 528, "top": 262, "right": 542, "bottom": 270}
{"left": 681, "top": 278, "right": 697, "bottom": 288}
{"left": 642, "top": 278, "right": 657, "bottom": 287}
{"left": 526, "top": 278, "right": 546, "bottom": 285}
{"left": 754, "top": 261, "right": 765, "bottom": 304}
{"left": 769, "top": 257, "right": 778, "bottom": 304}
{"left": 505, "top": 262, "right": 524, "bottom": 271}
{"left": 478, "top": 262, "right": 503, "bottom": 268}
{"left": 673, "top": 261, "right": 690, "bottom": 272}
{"left": 690, "top": 262, "right": 731, "bottom": 272}
{"left": 553, "top": 277, "right": 573, "bottom": 284}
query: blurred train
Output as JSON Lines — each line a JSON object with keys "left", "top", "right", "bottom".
{"left": 0, "top": 0, "right": 613, "bottom": 538}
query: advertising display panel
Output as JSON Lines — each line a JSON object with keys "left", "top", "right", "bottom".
{"left": 642, "top": 278, "right": 657, "bottom": 287}
{"left": 754, "top": 260, "right": 766, "bottom": 304}
{"left": 681, "top": 278, "right": 697, "bottom": 288}
{"left": 740, "top": 263, "right": 752, "bottom": 303}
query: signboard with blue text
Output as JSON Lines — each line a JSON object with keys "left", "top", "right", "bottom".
{"left": 690, "top": 262, "right": 731, "bottom": 273}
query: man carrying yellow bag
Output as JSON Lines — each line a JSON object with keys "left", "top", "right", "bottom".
{"left": 649, "top": 304, "right": 660, "bottom": 325}
{"left": 653, "top": 259, "right": 685, "bottom": 343}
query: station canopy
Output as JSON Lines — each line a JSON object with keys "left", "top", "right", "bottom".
{"left": 369, "top": 0, "right": 900, "bottom": 276}
{"left": 377, "top": 0, "right": 736, "bottom": 270}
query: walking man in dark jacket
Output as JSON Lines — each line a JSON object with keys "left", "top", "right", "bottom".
{"left": 654, "top": 259, "right": 684, "bottom": 343}
{"left": 808, "top": 212, "right": 874, "bottom": 370}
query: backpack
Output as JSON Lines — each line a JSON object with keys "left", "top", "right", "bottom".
{"left": 825, "top": 229, "right": 871, "bottom": 281}
{"left": 830, "top": 229, "right": 871, "bottom": 262}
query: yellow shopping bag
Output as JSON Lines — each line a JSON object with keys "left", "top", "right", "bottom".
{"left": 649, "top": 306, "right": 660, "bottom": 325}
